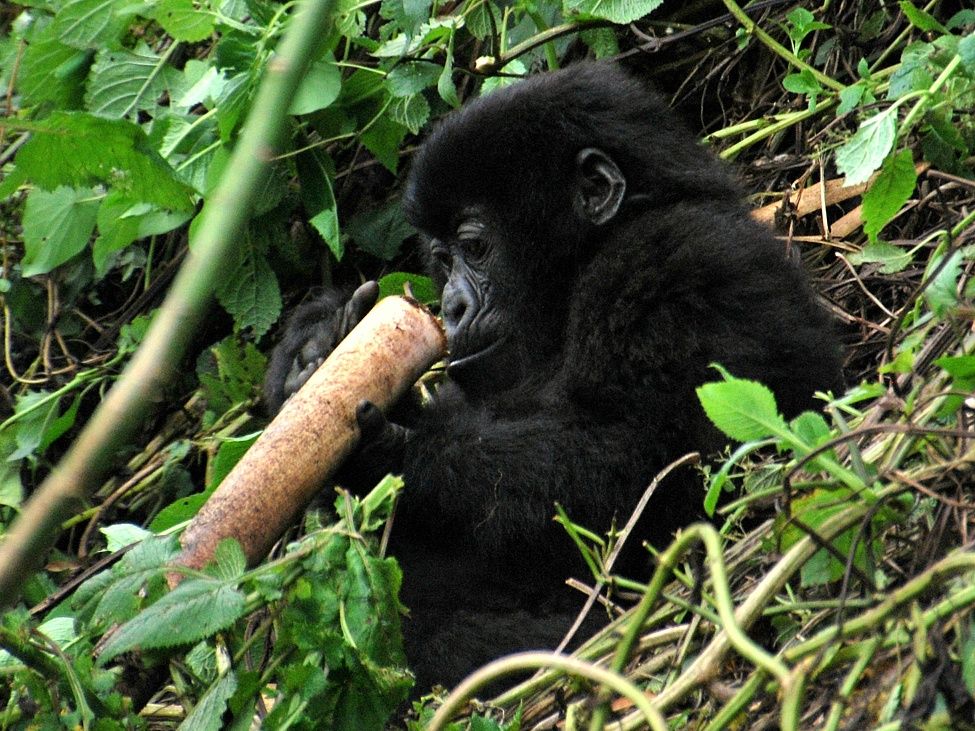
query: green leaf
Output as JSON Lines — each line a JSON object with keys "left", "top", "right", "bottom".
{"left": 380, "top": 0, "right": 431, "bottom": 37}
{"left": 289, "top": 59, "right": 342, "bottom": 115}
{"left": 563, "top": 0, "right": 663, "bottom": 24}
{"left": 360, "top": 113, "right": 407, "bottom": 173}
{"left": 51, "top": 0, "right": 131, "bottom": 49}
{"left": 385, "top": 62, "right": 440, "bottom": 98}
{"left": 85, "top": 44, "right": 178, "bottom": 118}
{"left": 4, "top": 112, "right": 195, "bottom": 211}
{"left": 153, "top": 0, "right": 216, "bottom": 42}
{"left": 837, "top": 84, "right": 865, "bottom": 115}
{"left": 17, "top": 26, "right": 88, "bottom": 108}
{"left": 925, "top": 249, "right": 961, "bottom": 316}
{"left": 959, "top": 33, "right": 975, "bottom": 73}
{"left": 213, "top": 228, "right": 282, "bottom": 337}
{"left": 862, "top": 149, "right": 917, "bottom": 243}
{"left": 346, "top": 201, "right": 415, "bottom": 260}
{"left": 296, "top": 148, "right": 342, "bottom": 260}
{"left": 93, "top": 193, "right": 193, "bottom": 274}
{"left": 208, "top": 433, "right": 260, "bottom": 489}
{"left": 899, "top": 1, "right": 948, "bottom": 33}
{"left": 438, "top": 56, "right": 459, "bottom": 109}
{"left": 834, "top": 109, "right": 897, "bottom": 186}
{"left": 377, "top": 272, "right": 438, "bottom": 304}
{"left": 696, "top": 374, "right": 789, "bottom": 442}
{"left": 211, "top": 539, "right": 247, "bottom": 581}
{"left": 148, "top": 492, "right": 211, "bottom": 532}
{"left": 389, "top": 93, "right": 430, "bottom": 135}
{"left": 100, "top": 524, "right": 152, "bottom": 552}
{"left": 848, "top": 241, "right": 912, "bottom": 274}
{"left": 180, "top": 672, "right": 238, "bottom": 731}
{"left": 21, "top": 186, "right": 99, "bottom": 277}
{"left": 99, "top": 578, "right": 246, "bottom": 660}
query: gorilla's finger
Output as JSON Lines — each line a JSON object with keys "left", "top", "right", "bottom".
{"left": 355, "top": 399, "right": 386, "bottom": 440}
{"left": 339, "top": 281, "right": 380, "bottom": 338}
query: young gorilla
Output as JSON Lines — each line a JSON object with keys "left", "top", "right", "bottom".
{"left": 265, "top": 63, "right": 843, "bottom": 691}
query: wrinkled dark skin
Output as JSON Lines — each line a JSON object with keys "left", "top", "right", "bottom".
{"left": 264, "top": 62, "right": 844, "bottom": 693}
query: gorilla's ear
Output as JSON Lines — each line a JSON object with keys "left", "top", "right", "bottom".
{"left": 573, "top": 147, "right": 626, "bottom": 226}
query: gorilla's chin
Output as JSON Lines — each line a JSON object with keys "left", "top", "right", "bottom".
{"left": 447, "top": 338, "right": 518, "bottom": 392}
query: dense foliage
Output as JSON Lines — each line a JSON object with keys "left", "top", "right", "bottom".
{"left": 1, "top": 0, "right": 975, "bottom": 728}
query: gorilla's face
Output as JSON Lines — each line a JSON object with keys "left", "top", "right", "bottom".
{"left": 425, "top": 213, "right": 527, "bottom": 393}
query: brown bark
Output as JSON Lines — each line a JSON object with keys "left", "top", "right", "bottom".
{"left": 173, "top": 295, "right": 446, "bottom": 576}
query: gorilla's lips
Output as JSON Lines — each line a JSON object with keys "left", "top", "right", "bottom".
{"left": 446, "top": 338, "right": 504, "bottom": 379}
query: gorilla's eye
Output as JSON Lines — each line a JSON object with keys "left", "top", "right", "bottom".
{"left": 430, "top": 241, "right": 452, "bottom": 270}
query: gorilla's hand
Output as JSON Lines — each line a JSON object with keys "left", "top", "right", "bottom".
{"left": 264, "top": 281, "right": 379, "bottom": 414}
{"left": 332, "top": 400, "right": 411, "bottom": 491}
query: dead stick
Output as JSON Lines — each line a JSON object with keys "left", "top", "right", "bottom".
{"left": 173, "top": 295, "right": 446, "bottom": 575}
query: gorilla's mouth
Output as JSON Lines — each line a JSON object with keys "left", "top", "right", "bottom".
{"left": 447, "top": 338, "right": 504, "bottom": 378}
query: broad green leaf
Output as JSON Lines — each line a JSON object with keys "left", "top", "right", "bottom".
{"left": 347, "top": 201, "right": 415, "bottom": 260}
{"left": 925, "top": 249, "right": 961, "bottom": 316}
{"left": 100, "top": 524, "right": 152, "bottom": 552}
{"left": 438, "top": 55, "right": 460, "bottom": 108}
{"left": 180, "top": 672, "right": 237, "bottom": 731}
{"left": 17, "top": 26, "right": 88, "bottom": 109}
{"left": 580, "top": 27, "right": 621, "bottom": 58}
{"left": 361, "top": 113, "right": 407, "bottom": 173}
{"left": 481, "top": 60, "right": 527, "bottom": 95}
{"left": 836, "top": 84, "right": 865, "bottom": 115}
{"left": 211, "top": 539, "right": 247, "bottom": 581}
{"left": 899, "top": 1, "right": 948, "bottom": 33}
{"left": 154, "top": 0, "right": 215, "bottom": 42}
{"left": 377, "top": 272, "right": 438, "bottom": 304}
{"left": 209, "top": 433, "right": 260, "bottom": 489}
{"left": 85, "top": 44, "right": 178, "bottom": 118}
{"left": 5, "top": 112, "right": 195, "bottom": 211}
{"left": 99, "top": 578, "right": 246, "bottom": 660}
{"left": 379, "top": 0, "right": 431, "bottom": 37}
{"left": 289, "top": 59, "right": 342, "bottom": 115}
{"left": 935, "top": 355, "right": 975, "bottom": 379}
{"left": 385, "top": 62, "right": 440, "bottom": 97}
{"left": 862, "top": 149, "right": 917, "bottom": 243}
{"left": 389, "top": 93, "right": 429, "bottom": 135}
{"left": 93, "top": 193, "right": 193, "bottom": 273}
{"left": 888, "top": 42, "right": 933, "bottom": 99}
{"left": 51, "top": 0, "right": 131, "bottom": 49}
{"left": 959, "top": 32, "right": 975, "bottom": 73}
{"left": 783, "top": 69, "right": 821, "bottom": 95}
{"left": 21, "top": 187, "right": 99, "bottom": 277}
{"left": 696, "top": 376, "right": 789, "bottom": 442}
{"left": 296, "top": 148, "right": 342, "bottom": 260}
{"left": 148, "top": 492, "right": 211, "bottom": 532}
{"left": 835, "top": 110, "right": 896, "bottom": 186}
{"left": 563, "top": 0, "right": 663, "bottom": 24}
{"left": 848, "top": 241, "right": 912, "bottom": 273}
{"left": 213, "top": 229, "right": 282, "bottom": 336}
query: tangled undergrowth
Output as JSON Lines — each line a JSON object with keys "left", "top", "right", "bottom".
{"left": 1, "top": 0, "right": 974, "bottom": 729}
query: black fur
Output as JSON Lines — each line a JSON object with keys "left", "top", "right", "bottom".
{"left": 265, "top": 62, "right": 843, "bottom": 692}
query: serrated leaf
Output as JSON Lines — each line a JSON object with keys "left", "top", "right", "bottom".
{"left": 848, "top": 241, "right": 912, "bottom": 273}
{"left": 862, "top": 149, "right": 917, "bottom": 243}
{"left": 85, "top": 44, "right": 177, "bottom": 118}
{"left": 835, "top": 110, "right": 897, "bottom": 186}
{"left": 154, "top": 0, "right": 215, "bottom": 42}
{"left": 179, "top": 672, "right": 237, "bottom": 731}
{"left": 380, "top": 0, "right": 430, "bottom": 37}
{"left": 385, "top": 62, "right": 440, "bottom": 98}
{"left": 899, "top": 0, "right": 948, "bottom": 33}
{"left": 100, "top": 524, "right": 152, "bottom": 552}
{"left": 377, "top": 272, "right": 438, "bottom": 304}
{"left": 213, "top": 230, "right": 282, "bottom": 336}
{"left": 361, "top": 113, "right": 407, "bottom": 173}
{"left": 99, "top": 579, "right": 246, "bottom": 660}
{"left": 289, "top": 59, "right": 341, "bottom": 115}
{"left": 389, "top": 93, "right": 429, "bottom": 135}
{"left": 21, "top": 186, "right": 99, "bottom": 277}
{"left": 346, "top": 201, "right": 414, "bottom": 260}
{"left": 696, "top": 376, "right": 788, "bottom": 442}
{"left": 6, "top": 112, "right": 195, "bottom": 211}
{"left": 563, "top": 0, "right": 663, "bottom": 23}
{"left": 211, "top": 539, "right": 247, "bottom": 581}
{"left": 925, "top": 250, "right": 961, "bottom": 316}
{"left": 18, "top": 26, "right": 88, "bottom": 108}
{"left": 52, "top": 0, "right": 130, "bottom": 49}
{"left": 837, "top": 84, "right": 865, "bottom": 115}
{"left": 960, "top": 33, "right": 975, "bottom": 73}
